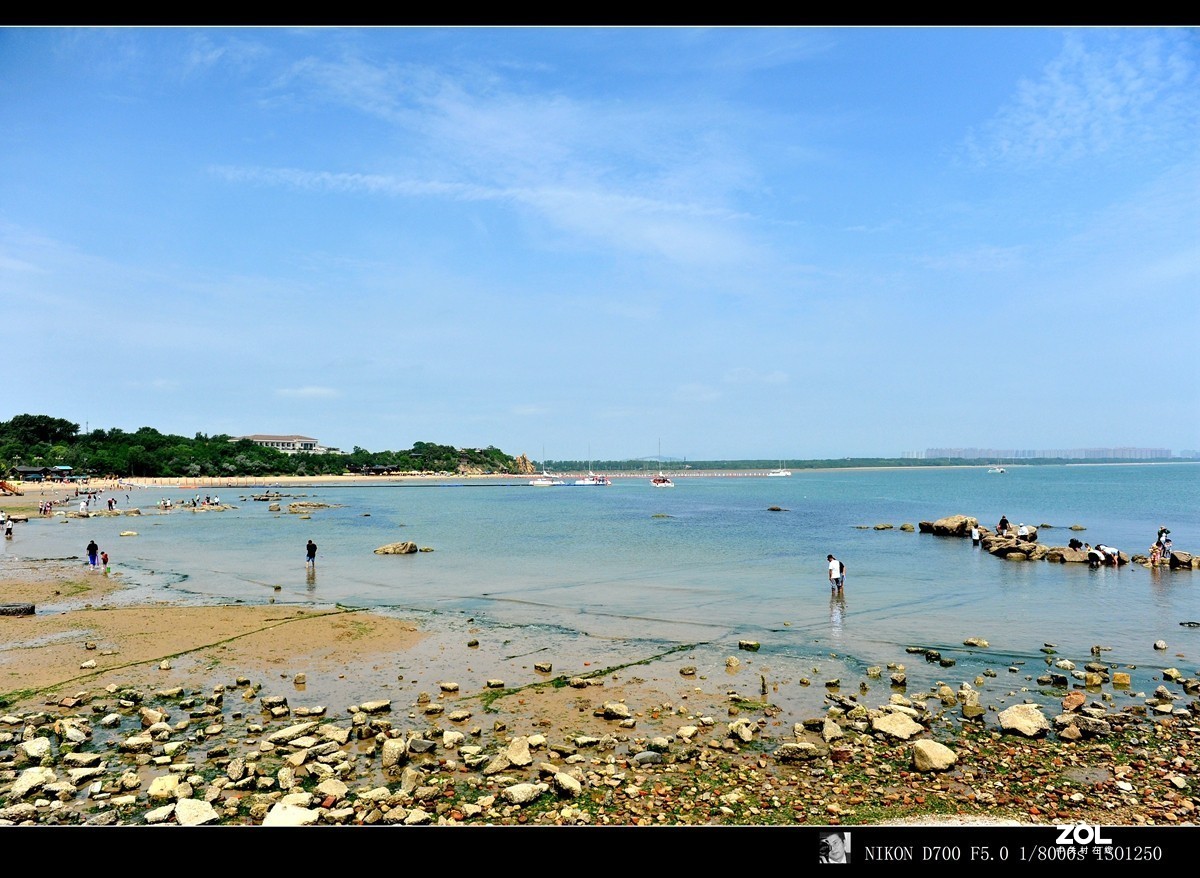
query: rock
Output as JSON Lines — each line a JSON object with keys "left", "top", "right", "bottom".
{"left": 173, "top": 798, "right": 220, "bottom": 826}
{"left": 963, "top": 637, "right": 989, "bottom": 648}
{"left": 871, "top": 712, "right": 923, "bottom": 740}
{"left": 501, "top": 782, "right": 547, "bottom": 805}
{"left": 1168, "top": 551, "right": 1194, "bottom": 569}
{"left": 1062, "top": 691, "right": 1086, "bottom": 712}
{"left": 1154, "top": 640, "right": 1167, "bottom": 650}
{"left": 912, "top": 739, "right": 957, "bottom": 771}
{"left": 927, "top": 514, "right": 977, "bottom": 537}
{"left": 374, "top": 542, "right": 418, "bottom": 555}
{"left": 774, "top": 742, "right": 821, "bottom": 762}
{"left": 738, "top": 640, "right": 760, "bottom": 651}
{"left": 998, "top": 704, "right": 1051, "bottom": 737}
{"left": 600, "top": 702, "right": 632, "bottom": 720}
{"left": 263, "top": 802, "right": 320, "bottom": 826}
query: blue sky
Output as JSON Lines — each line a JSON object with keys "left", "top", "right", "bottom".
{"left": 2, "top": 27, "right": 1197, "bottom": 460}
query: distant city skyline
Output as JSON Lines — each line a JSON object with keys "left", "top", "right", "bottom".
{"left": 914, "top": 447, "right": 1180, "bottom": 460}
{"left": 3, "top": 28, "right": 1197, "bottom": 460}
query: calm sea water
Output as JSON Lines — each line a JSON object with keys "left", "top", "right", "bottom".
{"left": 4, "top": 463, "right": 1197, "bottom": 714}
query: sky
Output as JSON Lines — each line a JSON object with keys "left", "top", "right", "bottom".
{"left": 2, "top": 27, "right": 1198, "bottom": 461}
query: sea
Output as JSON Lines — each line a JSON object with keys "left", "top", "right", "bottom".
{"left": 3, "top": 462, "right": 1197, "bottom": 718}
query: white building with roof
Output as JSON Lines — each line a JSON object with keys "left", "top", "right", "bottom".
{"left": 234, "top": 434, "right": 340, "bottom": 455}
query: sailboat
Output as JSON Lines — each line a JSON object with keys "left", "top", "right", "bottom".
{"left": 768, "top": 460, "right": 792, "bottom": 477}
{"left": 650, "top": 440, "right": 674, "bottom": 488}
{"left": 529, "top": 448, "right": 565, "bottom": 486}
{"left": 574, "top": 469, "right": 611, "bottom": 486}
{"left": 574, "top": 447, "right": 612, "bottom": 486}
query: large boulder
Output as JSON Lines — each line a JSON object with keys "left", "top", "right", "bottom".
{"left": 871, "top": 712, "right": 924, "bottom": 740}
{"left": 1168, "top": 551, "right": 1195, "bottom": 569}
{"left": 998, "top": 704, "right": 1050, "bottom": 738}
{"left": 912, "top": 739, "right": 957, "bottom": 771}
{"left": 1044, "top": 547, "right": 1091, "bottom": 563}
{"left": 374, "top": 542, "right": 418, "bottom": 555}
{"left": 923, "top": 515, "right": 977, "bottom": 537}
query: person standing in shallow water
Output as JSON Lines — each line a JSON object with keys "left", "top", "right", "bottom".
{"left": 306, "top": 539, "right": 317, "bottom": 568}
{"left": 86, "top": 539, "right": 99, "bottom": 569}
{"left": 827, "top": 554, "right": 844, "bottom": 592}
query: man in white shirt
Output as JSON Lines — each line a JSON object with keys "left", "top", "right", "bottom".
{"left": 827, "top": 554, "right": 844, "bottom": 592}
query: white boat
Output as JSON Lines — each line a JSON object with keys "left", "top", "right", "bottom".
{"left": 530, "top": 472, "right": 564, "bottom": 486}
{"left": 574, "top": 471, "right": 612, "bottom": 486}
{"left": 530, "top": 448, "right": 564, "bottom": 485}
{"left": 650, "top": 439, "right": 674, "bottom": 487}
{"left": 987, "top": 466, "right": 1006, "bottom": 474}
{"left": 768, "top": 460, "right": 792, "bottom": 477}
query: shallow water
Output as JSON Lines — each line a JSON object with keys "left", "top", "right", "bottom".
{"left": 3, "top": 463, "right": 1197, "bottom": 716}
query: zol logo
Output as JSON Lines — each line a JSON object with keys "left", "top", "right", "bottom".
{"left": 1055, "top": 824, "right": 1113, "bottom": 845}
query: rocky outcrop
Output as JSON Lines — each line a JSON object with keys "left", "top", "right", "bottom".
{"left": 513, "top": 454, "right": 536, "bottom": 475}
{"left": 374, "top": 542, "right": 418, "bottom": 555}
{"left": 918, "top": 514, "right": 978, "bottom": 536}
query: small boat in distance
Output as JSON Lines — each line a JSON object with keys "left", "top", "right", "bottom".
{"left": 987, "top": 466, "right": 1006, "bottom": 474}
{"left": 574, "top": 472, "right": 612, "bottom": 486}
{"left": 650, "top": 439, "right": 674, "bottom": 487}
{"left": 574, "top": 448, "right": 611, "bottom": 485}
{"left": 530, "top": 447, "right": 564, "bottom": 485}
{"left": 768, "top": 460, "right": 792, "bottom": 477}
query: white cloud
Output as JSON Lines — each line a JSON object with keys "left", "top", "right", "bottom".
{"left": 676, "top": 382, "right": 721, "bottom": 402}
{"left": 724, "top": 367, "right": 789, "bottom": 385}
{"left": 276, "top": 386, "right": 339, "bottom": 398}
{"left": 964, "top": 30, "right": 1199, "bottom": 167}
{"left": 125, "top": 378, "right": 180, "bottom": 391}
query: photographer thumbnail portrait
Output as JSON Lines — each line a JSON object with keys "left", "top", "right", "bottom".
{"left": 820, "top": 830, "right": 850, "bottom": 863}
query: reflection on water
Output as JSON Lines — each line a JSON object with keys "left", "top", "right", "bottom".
{"left": 829, "top": 591, "right": 846, "bottom": 638}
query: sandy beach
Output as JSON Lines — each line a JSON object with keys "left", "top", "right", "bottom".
{"left": 1, "top": 478, "right": 1197, "bottom": 831}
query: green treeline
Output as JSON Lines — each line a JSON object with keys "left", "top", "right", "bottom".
{"left": 0, "top": 414, "right": 521, "bottom": 478}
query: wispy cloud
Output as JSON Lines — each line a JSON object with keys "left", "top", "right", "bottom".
{"left": 724, "top": 367, "right": 788, "bottom": 385}
{"left": 211, "top": 165, "right": 761, "bottom": 267}
{"left": 250, "top": 50, "right": 768, "bottom": 269}
{"left": 964, "top": 30, "right": 1199, "bottom": 168}
{"left": 914, "top": 245, "right": 1025, "bottom": 273}
{"left": 276, "top": 386, "right": 339, "bottom": 398}
{"left": 126, "top": 378, "right": 180, "bottom": 391}
{"left": 676, "top": 382, "right": 722, "bottom": 402}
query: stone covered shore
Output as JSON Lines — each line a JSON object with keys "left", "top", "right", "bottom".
{"left": 2, "top": 648, "right": 1197, "bottom": 827}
